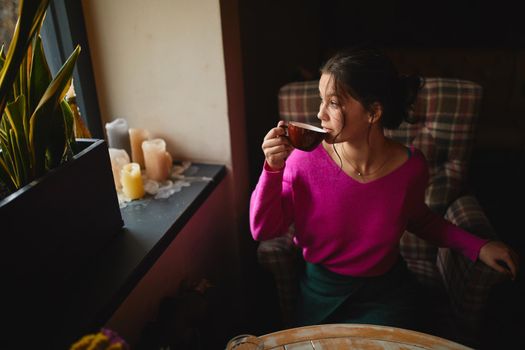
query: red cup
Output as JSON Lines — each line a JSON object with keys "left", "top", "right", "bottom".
{"left": 281, "top": 121, "right": 328, "bottom": 152}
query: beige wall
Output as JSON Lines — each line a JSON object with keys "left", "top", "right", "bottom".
{"left": 82, "top": 0, "right": 231, "bottom": 164}
{"left": 82, "top": 0, "right": 249, "bottom": 346}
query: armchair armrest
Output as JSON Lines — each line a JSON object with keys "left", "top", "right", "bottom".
{"left": 256, "top": 229, "right": 303, "bottom": 326}
{"left": 437, "top": 195, "right": 507, "bottom": 337}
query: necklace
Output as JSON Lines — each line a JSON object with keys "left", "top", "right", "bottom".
{"left": 339, "top": 143, "right": 391, "bottom": 178}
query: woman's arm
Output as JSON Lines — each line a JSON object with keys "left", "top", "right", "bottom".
{"left": 249, "top": 163, "right": 294, "bottom": 241}
{"left": 406, "top": 154, "right": 488, "bottom": 261}
{"left": 406, "top": 155, "right": 519, "bottom": 278}
{"left": 250, "top": 122, "right": 295, "bottom": 241}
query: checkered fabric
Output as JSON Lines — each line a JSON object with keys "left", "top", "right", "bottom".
{"left": 256, "top": 228, "right": 303, "bottom": 326}
{"left": 257, "top": 77, "right": 505, "bottom": 340}
{"left": 439, "top": 195, "right": 506, "bottom": 336}
{"left": 278, "top": 81, "right": 321, "bottom": 125}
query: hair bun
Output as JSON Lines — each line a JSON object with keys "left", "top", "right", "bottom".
{"left": 399, "top": 75, "right": 423, "bottom": 124}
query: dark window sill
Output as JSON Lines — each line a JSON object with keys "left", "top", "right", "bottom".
{"left": 57, "top": 162, "right": 226, "bottom": 348}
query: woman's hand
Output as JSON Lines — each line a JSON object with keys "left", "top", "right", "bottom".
{"left": 479, "top": 241, "right": 520, "bottom": 280}
{"left": 262, "top": 121, "right": 293, "bottom": 170}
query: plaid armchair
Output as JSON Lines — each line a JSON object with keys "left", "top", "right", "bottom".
{"left": 256, "top": 77, "right": 507, "bottom": 344}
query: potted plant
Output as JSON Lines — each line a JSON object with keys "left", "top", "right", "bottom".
{"left": 0, "top": 1, "right": 123, "bottom": 343}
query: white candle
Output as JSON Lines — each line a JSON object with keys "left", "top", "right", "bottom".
{"left": 129, "top": 128, "right": 150, "bottom": 168}
{"left": 142, "top": 138, "right": 172, "bottom": 182}
{"left": 120, "top": 163, "right": 145, "bottom": 200}
{"left": 108, "top": 148, "right": 130, "bottom": 190}
{"left": 105, "top": 118, "right": 131, "bottom": 155}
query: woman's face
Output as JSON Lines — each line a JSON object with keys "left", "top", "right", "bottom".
{"left": 317, "top": 73, "right": 371, "bottom": 144}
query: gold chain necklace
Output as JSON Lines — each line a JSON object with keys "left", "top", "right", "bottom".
{"left": 339, "top": 143, "right": 391, "bottom": 178}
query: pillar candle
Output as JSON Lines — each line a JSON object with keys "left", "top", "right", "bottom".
{"left": 129, "top": 128, "right": 150, "bottom": 168}
{"left": 120, "top": 163, "right": 145, "bottom": 200}
{"left": 142, "top": 138, "right": 172, "bottom": 182}
{"left": 108, "top": 148, "right": 130, "bottom": 190}
{"left": 105, "top": 118, "right": 131, "bottom": 155}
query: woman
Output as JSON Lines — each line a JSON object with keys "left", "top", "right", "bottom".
{"left": 249, "top": 46, "right": 519, "bottom": 330}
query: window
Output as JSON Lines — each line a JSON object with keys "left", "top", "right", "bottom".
{"left": 41, "top": 0, "right": 103, "bottom": 138}
{"left": 0, "top": 0, "right": 18, "bottom": 48}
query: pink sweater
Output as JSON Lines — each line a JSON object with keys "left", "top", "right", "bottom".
{"left": 250, "top": 144, "right": 488, "bottom": 277}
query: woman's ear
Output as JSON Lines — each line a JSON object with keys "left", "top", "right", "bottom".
{"left": 368, "top": 102, "right": 383, "bottom": 124}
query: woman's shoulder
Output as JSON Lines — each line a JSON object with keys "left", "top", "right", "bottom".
{"left": 387, "top": 141, "right": 427, "bottom": 178}
{"left": 405, "top": 145, "right": 429, "bottom": 179}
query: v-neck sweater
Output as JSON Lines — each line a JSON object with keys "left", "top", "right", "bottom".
{"left": 250, "top": 144, "right": 487, "bottom": 277}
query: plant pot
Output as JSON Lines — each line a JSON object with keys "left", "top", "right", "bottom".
{"left": 1, "top": 139, "right": 123, "bottom": 335}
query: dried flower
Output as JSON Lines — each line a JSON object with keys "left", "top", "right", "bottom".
{"left": 70, "top": 328, "right": 129, "bottom": 350}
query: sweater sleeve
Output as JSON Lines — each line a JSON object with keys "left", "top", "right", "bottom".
{"left": 249, "top": 162, "right": 295, "bottom": 241}
{"left": 406, "top": 156, "right": 489, "bottom": 262}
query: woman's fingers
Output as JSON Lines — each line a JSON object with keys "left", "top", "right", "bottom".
{"left": 264, "top": 125, "right": 286, "bottom": 141}
{"left": 489, "top": 259, "right": 512, "bottom": 276}
{"left": 263, "top": 137, "right": 290, "bottom": 152}
{"left": 480, "top": 241, "right": 520, "bottom": 280}
{"left": 261, "top": 122, "right": 293, "bottom": 170}
{"left": 506, "top": 251, "right": 520, "bottom": 280}
{"left": 499, "top": 247, "right": 519, "bottom": 280}
{"left": 510, "top": 250, "right": 521, "bottom": 271}
{"left": 264, "top": 143, "right": 292, "bottom": 168}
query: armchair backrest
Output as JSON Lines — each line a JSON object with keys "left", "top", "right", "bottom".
{"left": 278, "top": 77, "right": 483, "bottom": 262}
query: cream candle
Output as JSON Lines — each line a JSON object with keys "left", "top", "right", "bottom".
{"left": 120, "top": 163, "right": 145, "bottom": 200}
{"left": 142, "top": 138, "right": 172, "bottom": 182}
{"left": 108, "top": 148, "right": 130, "bottom": 190}
{"left": 105, "top": 118, "right": 131, "bottom": 155}
{"left": 129, "top": 128, "right": 150, "bottom": 168}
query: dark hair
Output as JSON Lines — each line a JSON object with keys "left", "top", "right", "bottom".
{"left": 320, "top": 46, "right": 422, "bottom": 129}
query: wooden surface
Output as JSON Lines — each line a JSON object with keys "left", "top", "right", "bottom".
{"left": 258, "top": 324, "right": 473, "bottom": 350}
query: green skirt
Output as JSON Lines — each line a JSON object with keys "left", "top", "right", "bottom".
{"left": 295, "top": 258, "right": 426, "bottom": 331}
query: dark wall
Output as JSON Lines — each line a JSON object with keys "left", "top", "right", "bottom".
{"left": 239, "top": 0, "right": 525, "bottom": 222}
{"left": 239, "top": 0, "right": 321, "bottom": 189}
{"left": 318, "top": 1, "right": 525, "bottom": 51}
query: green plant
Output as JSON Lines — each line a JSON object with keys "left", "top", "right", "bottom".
{"left": 0, "top": 0, "right": 81, "bottom": 192}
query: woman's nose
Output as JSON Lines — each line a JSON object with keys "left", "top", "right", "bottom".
{"left": 317, "top": 105, "right": 328, "bottom": 121}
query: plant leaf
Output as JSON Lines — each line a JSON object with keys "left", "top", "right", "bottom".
{"left": 45, "top": 103, "right": 67, "bottom": 169}
{"left": 0, "top": 155, "right": 17, "bottom": 191}
{"left": 4, "top": 94, "right": 30, "bottom": 182}
{"left": 0, "top": 44, "right": 5, "bottom": 70}
{"left": 0, "top": 117, "right": 9, "bottom": 144}
{"left": 28, "top": 35, "right": 51, "bottom": 119}
{"left": 0, "top": 136, "right": 15, "bottom": 176}
{"left": 29, "top": 45, "right": 81, "bottom": 177}
{"left": 8, "top": 129, "right": 21, "bottom": 187}
{"left": 60, "top": 99, "right": 76, "bottom": 160}
{"left": 0, "top": 0, "right": 50, "bottom": 123}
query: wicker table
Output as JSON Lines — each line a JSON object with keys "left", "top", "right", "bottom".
{"left": 257, "top": 324, "right": 472, "bottom": 349}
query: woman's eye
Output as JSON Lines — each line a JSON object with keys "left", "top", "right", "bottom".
{"left": 330, "top": 100, "right": 339, "bottom": 107}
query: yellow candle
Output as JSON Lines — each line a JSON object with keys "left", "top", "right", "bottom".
{"left": 108, "top": 148, "right": 130, "bottom": 190}
{"left": 142, "top": 139, "right": 172, "bottom": 182}
{"left": 120, "top": 163, "right": 145, "bottom": 199}
{"left": 129, "top": 128, "right": 150, "bottom": 168}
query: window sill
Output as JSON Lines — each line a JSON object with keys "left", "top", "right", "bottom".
{"left": 58, "top": 162, "right": 226, "bottom": 347}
